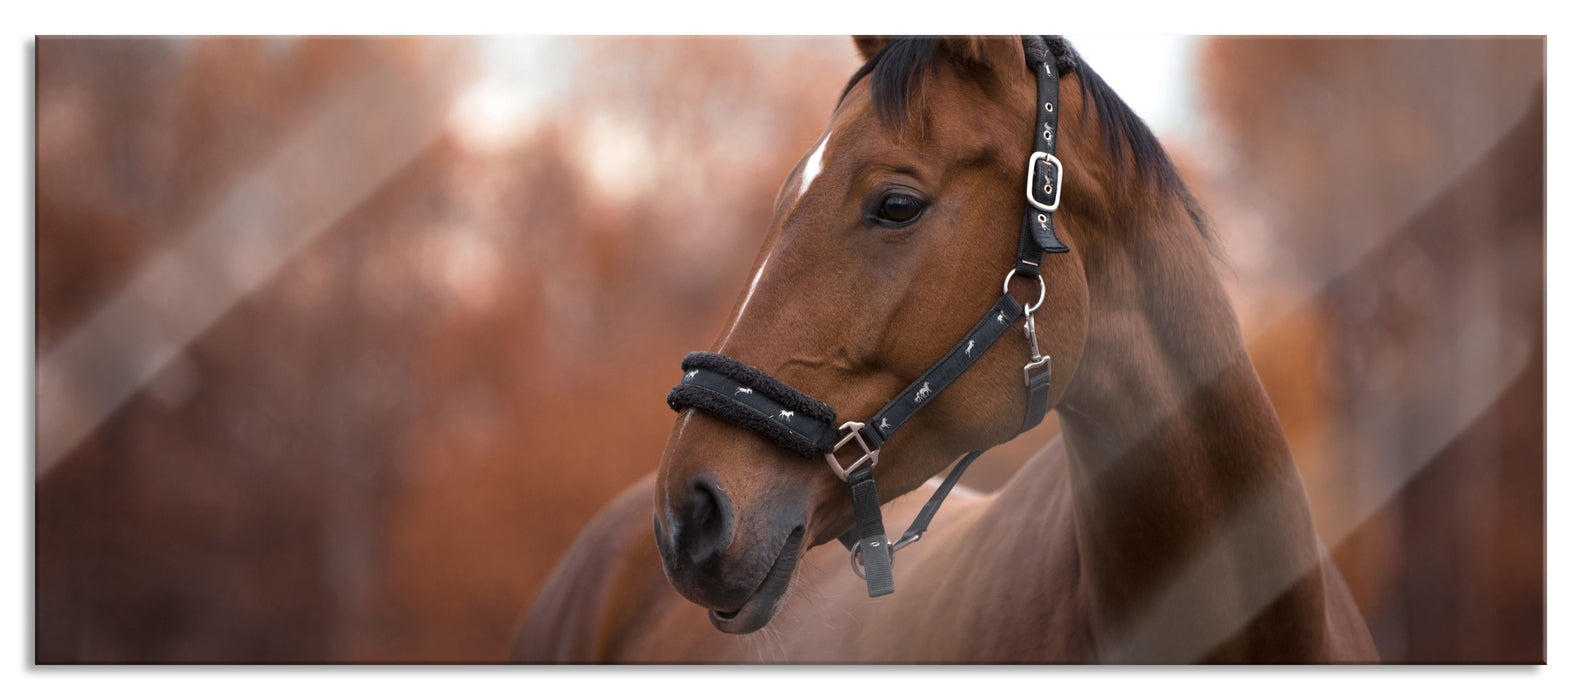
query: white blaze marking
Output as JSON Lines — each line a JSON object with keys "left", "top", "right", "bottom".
{"left": 721, "top": 131, "right": 829, "bottom": 345}
{"left": 721, "top": 252, "right": 771, "bottom": 345}
{"left": 797, "top": 131, "right": 831, "bottom": 201}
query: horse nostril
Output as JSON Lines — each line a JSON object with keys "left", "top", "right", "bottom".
{"left": 681, "top": 474, "right": 735, "bottom": 565}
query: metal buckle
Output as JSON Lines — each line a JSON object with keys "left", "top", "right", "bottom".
{"left": 824, "top": 421, "right": 879, "bottom": 483}
{"left": 1024, "top": 355, "right": 1051, "bottom": 385}
{"left": 1025, "top": 151, "right": 1063, "bottom": 212}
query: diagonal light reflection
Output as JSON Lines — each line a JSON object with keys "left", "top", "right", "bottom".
{"left": 1102, "top": 92, "right": 1542, "bottom": 662}
{"left": 36, "top": 56, "right": 455, "bottom": 477}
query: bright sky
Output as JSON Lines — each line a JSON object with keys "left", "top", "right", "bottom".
{"left": 450, "top": 35, "right": 1203, "bottom": 151}
{"left": 449, "top": 36, "right": 579, "bottom": 150}
{"left": 1065, "top": 35, "right": 1202, "bottom": 139}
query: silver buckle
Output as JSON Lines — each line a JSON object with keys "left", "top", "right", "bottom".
{"left": 1024, "top": 355, "right": 1051, "bottom": 385}
{"left": 1025, "top": 151, "right": 1063, "bottom": 212}
{"left": 824, "top": 421, "right": 879, "bottom": 483}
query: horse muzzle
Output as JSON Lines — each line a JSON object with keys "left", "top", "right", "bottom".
{"left": 704, "top": 525, "right": 804, "bottom": 634}
{"left": 654, "top": 469, "right": 809, "bottom": 634}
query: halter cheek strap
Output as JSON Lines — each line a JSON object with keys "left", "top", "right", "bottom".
{"left": 1019, "top": 35, "right": 1072, "bottom": 274}
{"left": 665, "top": 35, "right": 1073, "bottom": 598}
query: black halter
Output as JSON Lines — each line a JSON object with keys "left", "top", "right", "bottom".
{"left": 667, "top": 36, "right": 1074, "bottom": 598}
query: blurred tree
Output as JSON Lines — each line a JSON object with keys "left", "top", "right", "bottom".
{"left": 37, "top": 36, "right": 468, "bottom": 662}
{"left": 1201, "top": 37, "right": 1544, "bottom": 662}
{"left": 36, "top": 35, "right": 860, "bottom": 663}
{"left": 35, "top": 35, "right": 1546, "bottom": 664}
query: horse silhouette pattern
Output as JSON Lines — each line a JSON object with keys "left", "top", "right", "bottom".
{"left": 913, "top": 382, "right": 932, "bottom": 403}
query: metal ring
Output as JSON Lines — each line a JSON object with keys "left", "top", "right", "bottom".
{"left": 1044, "top": 102, "right": 1053, "bottom": 112}
{"left": 851, "top": 535, "right": 916, "bottom": 579}
{"left": 1002, "top": 268, "right": 1047, "bottom": 314}
{"left": 849, "top": 540, "right": 888, "bottom": 579}
{"left": 1044, "top": 184, "right": 1053, "bottom": 195}
{"left": 1043, "top": 130, "right": 1053, "bottom": 141}
{"left": 850, "top": 543, "right": 867, "bottom": 579}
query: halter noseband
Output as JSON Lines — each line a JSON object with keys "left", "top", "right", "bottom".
{"left": 666, "top": 36, "right": 1074, "bottom": 598}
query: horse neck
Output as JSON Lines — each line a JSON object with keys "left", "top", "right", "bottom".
{"left": 1050, "top": 192, "right": 1330, "bottom": 661}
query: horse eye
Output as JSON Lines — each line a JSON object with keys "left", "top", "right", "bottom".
{"left": 875, "top": 193, "right": 926, "bottom": 226}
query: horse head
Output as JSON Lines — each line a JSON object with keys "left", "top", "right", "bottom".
{"left": 653, "top": 36, "right": 1101, "bottom": 634}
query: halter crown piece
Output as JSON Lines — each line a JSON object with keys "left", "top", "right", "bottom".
{"left": 666, "top": 36, "right": 1074, "bottom": 597}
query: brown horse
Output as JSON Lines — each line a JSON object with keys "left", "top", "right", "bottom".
{"left": 512, "top": 35, "right": 1378, "bottom": 663}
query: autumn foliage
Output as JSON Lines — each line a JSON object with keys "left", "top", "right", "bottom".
{"left": 35, "top": 36, "right": 1543, "bottom": 662}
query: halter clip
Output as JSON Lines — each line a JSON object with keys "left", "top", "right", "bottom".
{"left": 1023, "top": 306, "right": 1051, "bottom": 385}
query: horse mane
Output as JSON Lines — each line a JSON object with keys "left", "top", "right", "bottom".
{"left": 839, "top": 35, "right": 1218, "bottom": 258}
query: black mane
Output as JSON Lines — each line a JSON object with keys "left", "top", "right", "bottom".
{"left": 839, "top": 35, "right": 1215, "bottom": 256}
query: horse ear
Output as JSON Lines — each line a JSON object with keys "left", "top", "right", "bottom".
{"left": 853, "top": 36, "right": 891, "bottom": 62}
{"left": 941, "top": 36, "right": 993, "bottom": 64}
{"left": 942, "top": 35, "right": 1024, "bottom": 69}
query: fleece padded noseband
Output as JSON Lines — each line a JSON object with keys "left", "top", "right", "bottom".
{"left": 667, "top": 352, "right": 840, "bottom": 458}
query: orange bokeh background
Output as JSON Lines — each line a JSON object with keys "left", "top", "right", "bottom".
{"left": 34, "top": 36, "right": 1544, "bottom": 662}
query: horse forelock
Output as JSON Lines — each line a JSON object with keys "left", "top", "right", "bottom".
{"left": 838, "top": 35, "right": 1218, "bottom": 260}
